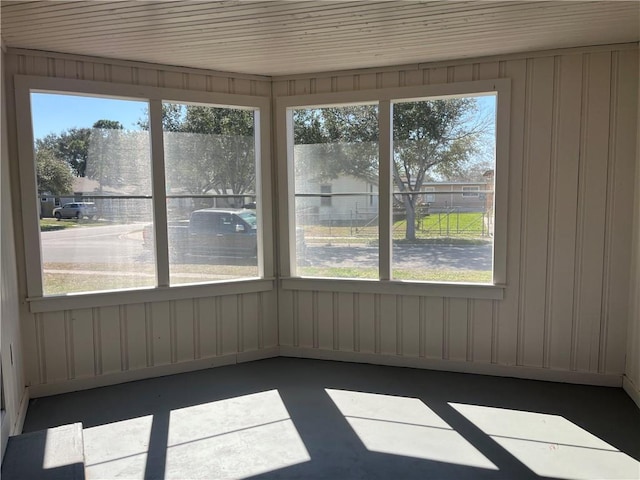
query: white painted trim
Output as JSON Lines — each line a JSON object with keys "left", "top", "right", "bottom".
{"left": 28, "top": 347, "right": 280, "bottom": 398}
{"left": 379, "top": 100, "right": 392, "bottom": 281}
{"left": 275, "top": 79, "right": 510, "bottom": 291}
{"left": 14, "top": 80, "right": 43, "bottom": 299}
{"left": 279, "top": 346, "right": 623, "bottom": 387}
{"left": 149, "top": 99, "right": 170, "bottom": 288}
{"left": 281, "top": 278, "right": 504, "bottom": 300}
{"left": 11, "top": 389, "right": 28, "bottom": 436}
{"left": 16, "top": 75, "right": 269, "bottom": 109}
{"left": 6, "top": 48, "right": 271, "bottom": 82}
{"left": 623, "top": 376, "right": 640, "bottom": 410}
{"left": 27, "top": 278, "right": 275, "bottom": 313}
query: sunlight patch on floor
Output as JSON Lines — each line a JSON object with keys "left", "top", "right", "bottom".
{"left": 165, "top": 390, "right": 310, "bottom": 479}
{"left": 326, "top": 389, "right": 497, "bottom": 470}
{"left": 84, "top": 415, "right": 153, "bottom": 479}
{"left": 449, "top": 402, "right": 640, "bottom": 480}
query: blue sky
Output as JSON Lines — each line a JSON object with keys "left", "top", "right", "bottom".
{"left": 31, "top": 93, "right": 148, "bottom": 140}
{"left": 31, "top": 91, "right": 495, "bottom": 140}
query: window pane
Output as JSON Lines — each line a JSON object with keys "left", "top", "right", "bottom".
{"left": 292, "top": 105, "right": 379, "bottom": 279}
{"left": 162, "top": 103, "right": 258, "bottom": 285}
{"left": 391, "top": 95, "right": 496, "bottom": 283}
{"left": 32, "top": 93, "right": 155, "bottom": 295}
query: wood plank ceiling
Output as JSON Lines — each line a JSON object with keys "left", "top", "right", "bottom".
{"left": 1, "top": 0, "right": 639, "bottom": 77}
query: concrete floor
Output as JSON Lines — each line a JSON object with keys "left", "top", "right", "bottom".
{"left": 23, "top": 358, "right": 640, "bottom": 480}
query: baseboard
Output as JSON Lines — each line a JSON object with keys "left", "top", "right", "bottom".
{"left": 12, "top": 388, "right": 29, "bottom": 435}
{"left": 28, "top": 347, "right": 280, "bottom": 398}
{"left": 623, "top": 375, "right": 640, "bottom": 409}
{"left": 279, "top": 346, "right": 623, "bottom": 387}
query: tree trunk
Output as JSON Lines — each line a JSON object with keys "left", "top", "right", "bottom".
{"left": 404, "top": 196, "right": 416, "bottom": 240}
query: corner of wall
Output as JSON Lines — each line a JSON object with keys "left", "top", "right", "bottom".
{"left": 625, "top": 65, "right": 640, "bottom": 409}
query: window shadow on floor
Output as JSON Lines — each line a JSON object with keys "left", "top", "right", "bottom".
{"left": 22, "top": 358, "right": 640, "bottom": 479}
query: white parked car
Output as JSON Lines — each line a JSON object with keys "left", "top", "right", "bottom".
{"left": 53, "top": 202, "right": 98, "bottom": 220}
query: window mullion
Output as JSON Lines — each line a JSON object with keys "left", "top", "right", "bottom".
{"left": 379, "top": 100, "right": 392, "bottom": 281}
{"left": 149, "top": 99, "right": 170, "bottom": 288}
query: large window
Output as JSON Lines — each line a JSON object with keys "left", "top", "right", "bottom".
{"left": 162, "top": 102, "right": 259, "bottom": 285}
{"left": 31, "top": 93, "right": 156, "bottom": 294}
{"left": 292, "top": 104, "right": 379, "bottom": 279}
{"left": 18, "top": 78, "right": 269, "bottom": 300}
{"left": 282, "top": 80, "right": 508, "bottom": 288}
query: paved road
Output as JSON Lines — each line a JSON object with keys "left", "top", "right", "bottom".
{"left": 41, "top": 223, "right": 148, "bottom": 264}
{"left": 302, "top": 243, "right": 492, "bottom": 270}
{"left": 42, "top": 224, "right": 491, "bottom": 270}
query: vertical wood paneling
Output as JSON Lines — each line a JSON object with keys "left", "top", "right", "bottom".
{"left": 428, "top": 67, "right": 448, "bottom": 85}
{"left": 241, "top": 293, "right": 259, "bottom": 352}
{"left": 453, "top": 64, "right": 473, "bottom": 83}
{"left": 403, "top": 69, "right": 422, "bottom": 87}
{"left": 401, "top": 296, "right": 420, "bottom": 357}
{"left": 297, "top": 291, "right": 314, "bottom": 348}
{"left": 279, "top": 289, "right": 294, "bottom": 347}
{"left": 317, "top": 291, "right": 334, "bottom": 350}
{"left": 262, "top": 292, "right": 278, "bottom": 348}
{"left": 358, "top": 293, "right": 376, "bottom": 353}
{"left": 197, "top": 297, "right": 217, "bottom": 358}
{"left": 173, "top": 299, "right": 195, "bottom": 362}
{"left": 70, "top": 308, "right": 95, "bottom": 378}
{"left": 472, "top": 300, "right": 494, "bottom": 363}
{"left": 379, "top": 294, "right": 397, "bottom": 355}
{"left": 548, "top": 54, "right": 582, "bottom": 371}
{"left": 520, "top": 56, "right": 555, "bottom": 367}
{"left": 220, "top": 296, "right": 238, "bottom": 356}
{"left": 425, "top": 297, "right": 444, "bottom": 359}
{"left": 98, "top": 306, "right": 121, "bottom": 374}
{"left": 448, "top": 298, "right": 468, "bottom": 361}
{"left": 338, "top": 293, "right": 354, "bottom": 351}
{"left": 137, "top": 68, "right": 159, "bottom": 87}
{"left": 124, "top": 303, "right": 147, "bottom": 370}
{"left": 575, "top": 52, "right": 611, "bottom": 372}
{"left": 150, "top": 301, "right": 171, "bottom": 366}
{"left": 478, "top": 62, "right": 500, "bottom": 81}
{"left": 604, "top": 50, "right": 638, "bottom": 374}
{"left": 8, "top": 46, "right": 636, "bottom": 392}
{"left": 496, "top": 58, "right": 526, "bottom": 367}
{"left": 41, "top": 311, "right": 67, "bottom": 382}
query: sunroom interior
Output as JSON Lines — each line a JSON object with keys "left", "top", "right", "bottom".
{"left": 1, "top": 1, "right": 639, "bottom": 479}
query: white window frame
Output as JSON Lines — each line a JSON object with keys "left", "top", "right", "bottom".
{"left": 277, "top": 79, "right": 510, "bottom": 299}
{"left": 462, "top": 186, "right": 480, "bottom": 197}
{"left": 15, "top": 75, "right": 274, "bottom": 313}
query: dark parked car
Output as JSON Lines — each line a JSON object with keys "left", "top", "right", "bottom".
{"left": 143, "top": 208, "right": 258, "bottom": 259}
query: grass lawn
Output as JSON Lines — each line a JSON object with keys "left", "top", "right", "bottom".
{"left": 43, "top": 262, "right": 259, "bottom": 294}
{"left": 302, "top": 212, "right": 490, "bottom": 242}
{"left": 40, "top": 218, "right": 109, "bottom": 231}
{"left": 297, "top": 266, "right": 492, "bottom": 283}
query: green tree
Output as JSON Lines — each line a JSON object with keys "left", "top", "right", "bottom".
{"left": 142, "top": 104, "right": 256, "bottom": 199}
{"left": 34, "top": 120, "right": 124, "bottom": 178}
{"left": 35, "top": 148, "right": 73, "bottom": 195}
{"left": 36, "top": 128, "right": 90, "bottom": 177}
{"left": 293, "top": 99, "right": 485, "bottom": 240}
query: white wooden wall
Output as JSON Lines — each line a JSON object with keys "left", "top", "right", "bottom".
{"left": 1, "top": 47, "right": 28, "bottom": 452}
{"left": 274, "top": 44, "right": 638, "bottom": 384}
{"left": 2, "top": 44, "right": 638, "bottom": 399}
{"left": 3, "top": 50, "right": 278, "bottom": 397}
{"left": 625, "top": 87, "right": 640, "bottom": 407}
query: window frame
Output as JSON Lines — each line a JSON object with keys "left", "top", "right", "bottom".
{"left": 276, "top": 79, "right": 510, "bottom": 299}
{"left": 462, "top": 186, "right": 480, "bottom": 197}
{"left": 15, "top": 75, "right": 274, "bottom": 312}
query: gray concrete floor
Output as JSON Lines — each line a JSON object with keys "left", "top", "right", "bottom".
{"left": 23, "top": 358, "right": 640, "bottom": 480}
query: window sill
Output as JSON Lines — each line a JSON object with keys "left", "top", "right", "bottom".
{"left": 281, "top": 277, "right": 505, "bottom": 299}
{"left": 27, "top": 278, "right": 275, "bottom": 313}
